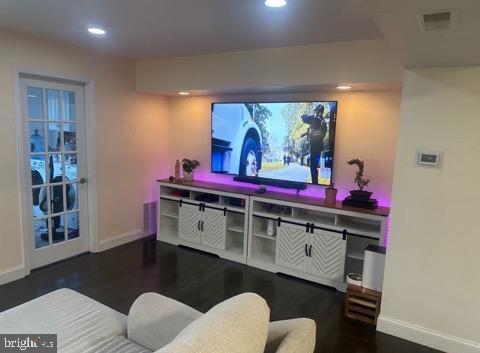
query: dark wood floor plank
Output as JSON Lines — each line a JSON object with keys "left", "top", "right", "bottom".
{"left": 0, "top": 236, "right": 441, "bottom": 353}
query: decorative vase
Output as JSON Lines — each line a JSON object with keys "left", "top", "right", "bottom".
{"left": 325, "top": 188, "right": 338, "bottom": 204}
{"left": 174, "top": 160, "right": 181, "bottom": 179}
{"left": 184, "top": 171, "right": 194, "bottom": 182}
{"left": 266, "top": 220, "right": 276, "bottom": 237}
{"left": 349, "top": 190, "right": 372, "bottom": 202}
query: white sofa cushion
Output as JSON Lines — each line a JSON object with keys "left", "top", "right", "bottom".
{"left": 264, "top": 319, "right": 316, "bottom": 353}
{"left": 0, "top": 288, "right": 148, "bottom": 353}
{"left": 155, "top": 292, "right": 270, "bottom": 353}
{"left": 128, "top": 293, "right": 202, "bottom": 351}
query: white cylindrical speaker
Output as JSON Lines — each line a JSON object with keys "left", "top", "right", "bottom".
{"left": 362, "top": 245, "right": 386, "bottom": 292}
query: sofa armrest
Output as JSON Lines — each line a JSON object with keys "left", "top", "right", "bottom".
{"left": 264, "top": 318, "right": 316, "bottom": 353}
{"left": 127, "top": 292, "right": 202, "bottom": 351}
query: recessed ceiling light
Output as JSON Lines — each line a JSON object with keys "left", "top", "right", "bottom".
{"left": 88, "top": 27, "right": 106, "bottom": 35}
{"left": 178, "top": 92, "right": 190, "bottom": 96}
{"left": 265, "top": 0, "right": 287, "bottom": 8}
{"left": 337, "top": 85, "right": 352, "bottom": 90}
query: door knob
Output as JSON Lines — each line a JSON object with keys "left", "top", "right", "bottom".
{"left": 79, "top": 178, "right": 88, "bottom": 184}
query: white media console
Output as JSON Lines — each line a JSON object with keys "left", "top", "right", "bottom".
{"left": 157, "top": 179, "right": 389, "bottom": 292}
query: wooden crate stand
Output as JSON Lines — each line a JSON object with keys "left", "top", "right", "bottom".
{"left": 345, "top": 284, "right": 382, "bottom": 325}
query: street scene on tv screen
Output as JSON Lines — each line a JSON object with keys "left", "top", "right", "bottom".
{"left": 211, "top": 101, "right": 337, "bottom": 185}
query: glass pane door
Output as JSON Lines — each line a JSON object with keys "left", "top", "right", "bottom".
{"left": 29, "top": 86, "right": 80, "bottom": 248}
{"left": 22, "top": 76, "right": 88, "bottom": 268}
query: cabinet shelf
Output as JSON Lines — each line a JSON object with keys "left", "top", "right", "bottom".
{"left": 250, "top": 233, "right": 276, "bottom": 264}
{"left": 254, "top": 211, "right": 335, "bottom": 230}
{"left": 251, "top": 251, "right": 275, "bottom": 264}
{"left": 160, "top": 195, "right": 182, "bottom": 202}
{"left": 227, "top": 225, "right": 244, "bottom": 233}
{"left": 346, "top": 250, "right": 364, "bottom": 261}
{"left": 160, "top": 195, "right": 245, "bottom": 214}
{"left": 252, "top": 210, "right": 289, "bottom": 219}
{"left": 254, "top": 211, "right": 382, "bottom": 239}
{"left": 223, "top": 205, "right": 245, "bottom": 214}
{"left": 336, "top": 217, "right": 381, "bottom": 235}
{"left": 227, "top": 243, "right": 244, "bottom": 256}
{"left": 293, "top": 209, "right": 336, "bottom": 227}
{"left": 253, "top": 233, "right": 276, "bottom": 241}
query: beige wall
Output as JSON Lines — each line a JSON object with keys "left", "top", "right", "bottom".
{"left": 166, "top": 90, "right": 401, "bottom": 204}
{"left": 0, "top": 29, "right": 170, "bottom": 274}
{"left": 379, "top": 68, "right": 480, "bottom": 350}
{"left": 137, "top": 39, "right": 403, "bottom": 94}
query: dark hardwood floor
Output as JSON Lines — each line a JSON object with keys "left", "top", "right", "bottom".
{"left": 0, "top": 236, "right": 441, "bottom": 353}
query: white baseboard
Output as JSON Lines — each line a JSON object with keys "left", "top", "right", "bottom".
{"left": 377, "top": 315, "right": 480, "bottom": 353}
{"left": 0, "top": 265, "right": 26, "bottom": 286}
{"left": 1, "top": 230, "right": 150, "bottom": 285}
{"left": 97, "top": 229, "right": 148, "bottom": 252}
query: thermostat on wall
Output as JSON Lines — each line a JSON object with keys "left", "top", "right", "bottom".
{"left": 416, "top": 150, "right": 442, "bottom": 168}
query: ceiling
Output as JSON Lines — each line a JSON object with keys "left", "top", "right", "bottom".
{"left": 2, "top": 0, "right": 479, "bottom": 68}
{"left": 364, "top": 0, "right": 480, "bottom": 67}
{"left": 0, "top": 0, "right": 383, "bottom": 59}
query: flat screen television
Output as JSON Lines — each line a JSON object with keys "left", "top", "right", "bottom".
{"left": 211, "top": 101, "right": 337, "bottom": 186}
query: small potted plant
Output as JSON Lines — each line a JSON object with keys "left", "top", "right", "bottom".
{"left": 325, "top": 182, "right": 337, "bottom": 204}
{"left": 182, "top": 158, "right": 200, "bottom": 181}
{"left": 347, "top": 158, "right": 372, "bottom": 201}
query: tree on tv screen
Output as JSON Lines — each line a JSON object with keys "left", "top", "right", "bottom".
{"left": 245, "top": 103, "right": 271, "bottom": 155}
{"left": 282, "top": 102, "right": 315, "bottom": 164}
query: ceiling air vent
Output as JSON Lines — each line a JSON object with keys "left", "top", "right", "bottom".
{"left": 417, "top": 10, "right": 457, "bottom": 31}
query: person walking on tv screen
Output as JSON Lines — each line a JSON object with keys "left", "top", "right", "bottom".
{"left": 302, "top": 104, "right": 328, "bottom": 184}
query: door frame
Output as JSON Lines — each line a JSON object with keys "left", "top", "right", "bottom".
{"left": 12, "top": 67, "right": 98, "bottom": 275}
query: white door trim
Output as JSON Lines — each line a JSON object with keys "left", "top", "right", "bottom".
{"left": 12, "top": 67, "right": 98, "bottom": 276}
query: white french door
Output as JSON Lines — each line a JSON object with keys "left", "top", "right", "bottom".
{"left": 20, "top": 76, "right": 90, "bottom": 269}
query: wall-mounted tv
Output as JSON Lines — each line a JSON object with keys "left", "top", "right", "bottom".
{"left": 211, "top": 101, "right": 337, "bottom": 186}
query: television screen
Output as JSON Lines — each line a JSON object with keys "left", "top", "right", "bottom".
{"left": 211, "top": 101, "right": 337, "bottom": 185}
